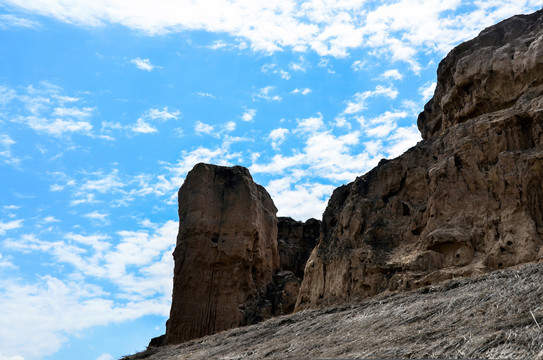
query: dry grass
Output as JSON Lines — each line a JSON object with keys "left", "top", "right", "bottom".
{"left": 123, "top": 262, "right": 543, "bottom": 359}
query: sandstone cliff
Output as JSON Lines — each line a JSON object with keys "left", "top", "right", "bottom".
{"left": 164, "top": 163, "right": 280, "bottom": 344}
{"left": 296, "top": 9, "right": 543, "bottom": 310}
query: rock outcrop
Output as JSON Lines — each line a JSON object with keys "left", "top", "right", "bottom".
{"left": 296, "top": 10, "right": 543, "bottom": 310}
{"left": 164, "top": 163, "right": 280, "bottom": 344}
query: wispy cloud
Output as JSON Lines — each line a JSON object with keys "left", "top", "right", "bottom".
{"left": 291, "top": 88, "right": 311, "bottom": 95}
{"left": 253, "top": 86, "right": 282, "bottom": 102}
{"left": 261, "top": 64, "right": 291, "bottom": 80}
{"left": 130, "top": 57, "right": 156, "bottom": 71}
{"left": 0, "top": 13, "right": 39, "bottom": 29}
{"left": 343, "top": 85, "right": 399, "bottom": 115}
{"left": 0, "top": 219, "right": 23, "bottom": 235}
{"left": 0, "top": 134, "right": 20, "bottom": 166}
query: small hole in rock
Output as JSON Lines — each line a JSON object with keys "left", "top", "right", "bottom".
{"left": 506, "top": 241, "right": 512, "bottom": 246}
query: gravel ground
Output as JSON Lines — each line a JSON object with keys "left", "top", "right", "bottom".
{"left": 122, "top": 262, "right": 543, "bottom": 360}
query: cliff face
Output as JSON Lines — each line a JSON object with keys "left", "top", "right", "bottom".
{"left": 296, "top": 10, "right": 543, "bottom": 310}
{"left": 164, "top": 164, "right": 279, "bottom": 344}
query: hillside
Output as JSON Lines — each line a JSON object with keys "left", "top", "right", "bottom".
{"left": 123, "top": 261, "right": 543, "bottom": 359}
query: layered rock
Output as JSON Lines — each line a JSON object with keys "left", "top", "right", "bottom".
{"left": 164, "top": 163, "right": 279, "bottom": 344}
{"left": 296, "top": 10, "right": 543, "bottom": 310}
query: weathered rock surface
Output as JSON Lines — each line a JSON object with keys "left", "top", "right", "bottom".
{"left": 296, "top": 10, "right": 543, "bottom": 310}
{"left": 164, "top": 163, "right": 280, "bottom": 344}
{"left": 277, "top": 217, "right": 320, "bottom": 278}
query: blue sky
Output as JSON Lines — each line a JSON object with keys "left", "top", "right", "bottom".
{"left": 1, "top": 1, "right": 542, "bottom": 359}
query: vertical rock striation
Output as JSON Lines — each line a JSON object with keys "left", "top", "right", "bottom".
{"left": 164, "top": 163, "right": 279, "bottom": 344}
{"left": 296, "top": 10, "right": 543, "bottom": 311}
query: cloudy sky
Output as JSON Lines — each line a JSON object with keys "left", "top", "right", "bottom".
{"left": 1, "top": 1, "right": 542, "bottom": 359}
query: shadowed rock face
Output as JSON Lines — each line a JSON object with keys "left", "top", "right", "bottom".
{"left": 277, "top": 217, "right": 320, "bottom": 278}
{"left": 296, "top": 10, "right": 543, "bottom": 311}
{"left": 164, "top": 163, "right": 279, "bottom": 344}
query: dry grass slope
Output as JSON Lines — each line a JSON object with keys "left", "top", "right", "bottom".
{"left": 123, "top": 262, "right": 543, "bottom": 359}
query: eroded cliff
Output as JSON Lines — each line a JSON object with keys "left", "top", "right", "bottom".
{"left": 296, "top": 9, "right": 543, "bottom": 310}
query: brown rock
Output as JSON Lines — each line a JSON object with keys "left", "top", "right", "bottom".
{"left": 296, "top": 10, "right": 543, "bottom": 311}
{"left": 164, "top": 163, "right": 280, "bottom": 344}
{"left": 277, "top": 217, "right": 320, "bottom": 278}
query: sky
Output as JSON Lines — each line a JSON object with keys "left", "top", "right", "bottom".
{"left": 0, "top": 1, "right": 542, "bottom": 359}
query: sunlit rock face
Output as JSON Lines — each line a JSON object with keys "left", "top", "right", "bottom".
{"left": 164, "top": 163, "right": 279, "bottom": 344}
{"left": 296, "top": 9, "right": 543, "bottom": 311}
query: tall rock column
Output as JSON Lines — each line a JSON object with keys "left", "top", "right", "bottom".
{"left": 164, "top": 163, "right": 279, "bottom": 344}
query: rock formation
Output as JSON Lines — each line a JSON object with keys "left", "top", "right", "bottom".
{"left": 163, "top": 164, "right": 321, "bottom": 345}
{"left": 296, "top": 9, "right": 543, "bottom": 310}
{"left": 164, "top": 163, "right": 280, "bottom": 344}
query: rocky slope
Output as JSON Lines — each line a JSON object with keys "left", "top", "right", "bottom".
{"left": 296, "top": 9, "right": 543, "bottom": 310}
{"left": 124, "top": 262, "right": 543, "bottom": 360}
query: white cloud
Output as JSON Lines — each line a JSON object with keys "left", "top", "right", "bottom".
{"left": 195, "top": 92, "right": 215, "bottom": 98}
{"left": 1, "top": 220, "right": 177, "bottom": 358}
{"left": 130, "top": 57, "right": 156, "bottom": 71}
{"left": 0, "top": 134, "right": 20, "bottom": 165}
{"left": 131, "top": 118, "right": 157, "bottom": 134}
{"left": 43, "top": 216, "right": 59, "bottom": 223}
{"left": 0, "top": 254, "right": 16, "bottom": 269}
{"left": 2, "top": 0, "right": 541, "bottom": 69}
{"left": 118, "top": 107, "right": 181, "bottom": 134}
{"left": 291, "top": 88, "right": 312, "bottom": 95}
{"left": 83, "top": 211, "right": 109, "bottom": 223}
{"left": 241, "top": 108, "right": 256, "bottom": 122}
{"left": 266, "top": 177, "right": 334, "bottom": 220}
{"left": 420, "top": 81, "right": 437, "bottom": 102}
{"left": 52, "top": 106, "right": 94, "bottom": 119}
{"left": 224, "top": 121, "right": 236, "bottom": 132}
{"left": 253, "top": 86, "right": 282, "bottom": 102}
{"left": 194, "top": 121, "right": 215, "bottom": 135}
{"left": 0, "top": 13, "right": 39, "bottom": 29}
{"left": 289, "top": 56, "right": 308, "bottom": 72}
{"left": 96, "top": 354, "right": 114, "bottom": 360}
{"left": 19, "top": 115, "right": 92, "bottom": 136}
{"left": 364, "top": 111, "right": 408, "bottom": 138}
{"left": 261, "top": 64, "right": 291, "bottom": 80}
{"left": 351, "top": 59, "right": 366, "bottom": 72}
{"left": 382, "top": 69, "right": 403, "bottom": 80}
{"left": 0, "top": 219, "right": 23, "bottom": 235}
{"left": 385, "top": 125, "right": 421, "bottom": 158}
{"left": 343, "top": 85, "right": 398, "bottom": 114}
{"left": 269, "top": 128, "right": 289, "bottom": 149}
